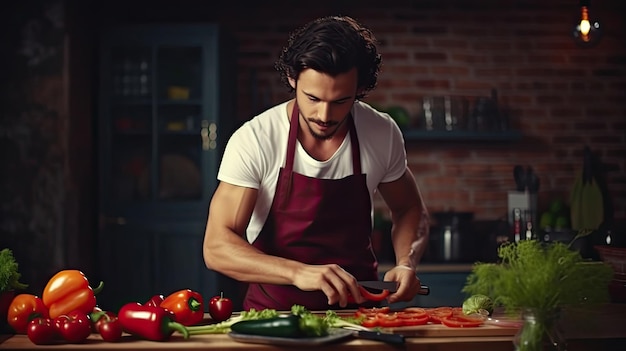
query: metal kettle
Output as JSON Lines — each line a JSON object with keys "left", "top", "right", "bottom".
{"left": 428, "top": 211, "right": 474, "bottom": 262}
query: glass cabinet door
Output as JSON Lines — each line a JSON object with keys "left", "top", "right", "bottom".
{"left": 108, "top": 45, "right": 153, "bottom": 203}
{"left": 156, "top": 47, "right": 204, "bottom": 201}
{"left": 105, "top": 44, "right": 215, "bottom": 206}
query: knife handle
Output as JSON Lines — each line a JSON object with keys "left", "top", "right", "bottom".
{"left": 418, "top": 285, "right": 430, "bottom": 295}
{"left": 357, "top": 330, "right": 405, "bottom": 344}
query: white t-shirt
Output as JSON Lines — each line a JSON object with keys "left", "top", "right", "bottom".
{"left": 217, "top": 100, "right": 407, "bottom": 243}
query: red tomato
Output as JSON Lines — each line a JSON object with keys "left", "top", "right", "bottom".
{"left": 397, "top": 309, "right": 428, "bottom": 318}
{"left": 426, "top": 307, "right": 453, "bottom": 324}
{"left": 208, "top": 293, "right": 233, "bottom": 322}
{"left": 400, "top": 314, "right": 430, "bottom": 326}
{"left": 402, "top": 307, "right": 428, "bottom": 314}
{"left": 376, "top": 312, "right": 406, "bottom": 327}
{"left": 440, "top": 315, "right": 484, "bottom": 328}
{"left": 90, "top": 307, "right": 117, "bottom": 333}
{"left": 355, "top": 306, "right": 390, "bottom": 318}
{"left": 27, "top": 318, "right": 58, "bottom": 345}
{"left": 98, "top": 317, "right": 123, "bottom": 342}
{"left": 361, "top": 316, "right": 379, "bottom": 328}
{"left": 54, "top": 310, "right": 92, "bottom": 343}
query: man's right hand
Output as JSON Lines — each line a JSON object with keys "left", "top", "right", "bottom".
{"left": 291, "top": 263, "right": 366, "bottom": 307}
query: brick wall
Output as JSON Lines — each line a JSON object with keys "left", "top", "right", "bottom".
{"left": 212, "top": 0, "right": 626, "bottom": 223}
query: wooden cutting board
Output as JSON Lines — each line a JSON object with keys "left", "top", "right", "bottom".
{"left": 330, "top": 310, "right": 520, "bottom": 338}
{"left": 382, "top": 323, "right": 519, "bottom": 337}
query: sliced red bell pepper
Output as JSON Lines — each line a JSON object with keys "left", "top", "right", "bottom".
{"left": 347, "top": 285, "right": 390, "bottom": 304}
{"left": 7, "top": 294, "right": 49, "bottom": 334}
{"left": 118, "top": 302, "right": 189, "bottom": 341}
{"left": 42, "top": 270, "right": 104, "bottom": 319}
{"left": 159, "top": 289, "right": 204, "bottom": 326}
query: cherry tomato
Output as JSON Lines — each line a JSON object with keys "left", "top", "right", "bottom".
{"left": 208, "top": 293, "right": 232, "bottom": 322}
{"left": 440, "top": 315, "right": 484, "bottom": 328}
{"left": 98, "top": 316, "right": 123, "bottom": 342}
{"left": 54, "top": 310, "right": 92, "bottom": 343}
{"left": 90, "top": 308, "right": 117, "bottom": 333}
{"left": 27, "top": 318, "right": 58, "bottom": 345}
{"left": 7, "top": 294, "right": 49, "bottom": 334}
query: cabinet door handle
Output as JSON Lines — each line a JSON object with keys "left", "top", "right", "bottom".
{"left": 201, "top": 121, "right": 217, "bottom": 150}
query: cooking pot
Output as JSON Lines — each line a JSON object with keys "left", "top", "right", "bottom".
{"left": 425, "top": 211, "right": 474, "bottom": 262}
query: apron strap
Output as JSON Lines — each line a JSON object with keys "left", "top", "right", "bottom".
{"left": 284, "top": 103, "right": 299, "bottom": 171}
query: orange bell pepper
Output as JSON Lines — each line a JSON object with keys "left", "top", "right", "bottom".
{"left": 7, "top": 294, "right": 49, "bottom": 334}
{"left": 159, "top": 289, "right": 204, "bottom": 326}
{"left": 42, "top": 270, "right": 103, "bottom": 319}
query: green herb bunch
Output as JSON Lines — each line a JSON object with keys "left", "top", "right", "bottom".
{"left": 0, "top": 248, "right": 28, "bottom": 293}
{"left": 462, "top": 240, "right": 613, "bottom": 315}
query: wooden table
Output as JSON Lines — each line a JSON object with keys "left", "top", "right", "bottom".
{"left": 2, "top": 304, "right": 625, "bottom": 351}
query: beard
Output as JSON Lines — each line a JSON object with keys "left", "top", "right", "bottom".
{"left": 301, "top": 113, "right": 348, "bottom": 141}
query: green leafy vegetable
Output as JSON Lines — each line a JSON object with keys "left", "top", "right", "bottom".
{"left": 462, "top": 294, "right": 494, "bottom": 315}
{"left": 462, "top": 240, "right": 613, "bottom": 315}
{"left": 323, "top": 310, "right": 369, "bottom": 331}
{"left": 0, "top": 248, "right": 28, "bottom": 293}
{"left": 290, "top": 305, "right": 329, "bottom": 337}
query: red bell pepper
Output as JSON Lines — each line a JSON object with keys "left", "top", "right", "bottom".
{"left": 42, "top": 270, "right": 104, "bottom": 319}
{"left": 118, "top": 302, "right": 189, "bottom": 341}
{"left": 144, "top": 294, "right": 164, "bottom": 307}
{"left": 159, "top": 289, "right": 204, "bottom": 326}
{"left": 347, "top": 285, "right": 390, "bottom": 304}
{"left": 7, "top": 294, "right": 49, "bottom": 334}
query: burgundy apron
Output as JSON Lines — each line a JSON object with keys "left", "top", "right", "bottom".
{"left": 243, "top": 103, "right": 379, "bottom": 311}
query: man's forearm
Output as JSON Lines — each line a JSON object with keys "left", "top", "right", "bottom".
{"left": 390, "top": 205, "right": 429, "bottom": 269}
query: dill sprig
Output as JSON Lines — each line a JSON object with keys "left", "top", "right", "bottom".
{"left": 462, "top": 240, "right": 613, "bottom": 315}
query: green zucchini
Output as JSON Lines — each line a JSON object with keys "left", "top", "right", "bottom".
{"left": 231, "top": 314, "right": 304, "bottom": 338}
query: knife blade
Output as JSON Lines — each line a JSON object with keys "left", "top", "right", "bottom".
{"left": 358, "top": 281, "right": 430, "bottom": 295}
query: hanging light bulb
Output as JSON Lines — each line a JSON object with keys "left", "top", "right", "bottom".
{"left": 572, "top": 0, "right": 602, "bottom": 47}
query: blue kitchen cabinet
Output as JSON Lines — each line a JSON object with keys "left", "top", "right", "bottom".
{"left": 97, "top": 24, "right": 237, "bottom": 311}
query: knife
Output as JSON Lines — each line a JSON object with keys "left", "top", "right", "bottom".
{"left": 358, "top": 281, "right": 430, "bottom": 295}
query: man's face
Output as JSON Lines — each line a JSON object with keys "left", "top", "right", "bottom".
{"left": 290, "top": 68, "right": 359, "bottom": 140}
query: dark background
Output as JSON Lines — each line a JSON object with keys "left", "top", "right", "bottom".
{"left": 1, "top": 0, "right": 625, "bottom": 300}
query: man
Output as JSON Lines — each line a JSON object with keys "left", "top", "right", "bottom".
{"left": 203, "top": 15, "right": 429, "bottom": 311}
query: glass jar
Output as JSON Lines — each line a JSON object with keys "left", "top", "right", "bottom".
{"left": 513, "top": 308, "right": 567, "bottom": 351}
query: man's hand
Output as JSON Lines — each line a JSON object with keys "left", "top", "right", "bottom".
{"left": 382, "top": 265, "right": 421, "bottom": 304}
{"left": 291, "top": 264, "right": 366, "bottom": 307}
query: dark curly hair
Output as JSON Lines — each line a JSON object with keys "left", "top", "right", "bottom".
{"left": 275, "top": 16, "right": 382, "bottom": 100}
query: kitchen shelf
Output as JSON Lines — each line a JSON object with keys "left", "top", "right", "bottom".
{"left": 402, "top": 129, "right": 522, "bottom": 142}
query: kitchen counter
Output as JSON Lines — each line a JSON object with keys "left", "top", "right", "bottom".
{"left": 2, "top": 304, "right": 625, "bottom": 351}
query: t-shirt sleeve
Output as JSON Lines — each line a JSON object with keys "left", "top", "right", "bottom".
{"left": 381, "top": 119, "right": 408, "bottom": 184}
{"left": 217, "top": 126, "right": 263, "bottom": 189}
